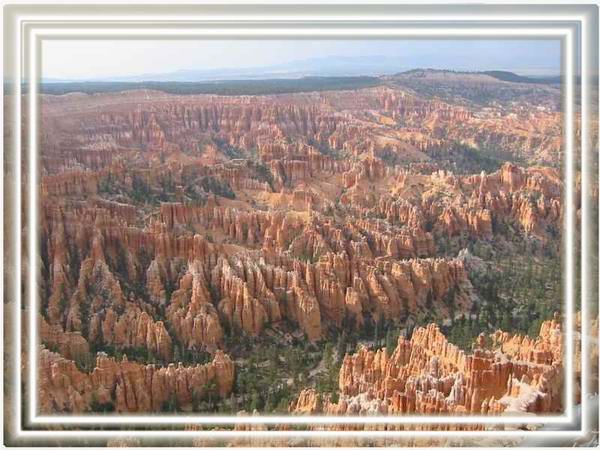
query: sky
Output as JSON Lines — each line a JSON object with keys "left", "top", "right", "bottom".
{"left": 42, "top": 39, "right": 561, "bottom": 81}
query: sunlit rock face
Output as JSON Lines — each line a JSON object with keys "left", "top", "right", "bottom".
{"left": 38, "top": 348, "right": 234, "bottom": 413}
{"left": 290, "top": 319, "right": 564, "bottom": 418}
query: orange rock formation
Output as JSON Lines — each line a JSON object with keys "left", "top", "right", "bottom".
{"left": 38, "top": 348, "right": 234, "bottom": 413}
{"left": 291, "top": 319, "right": 563, "bottom": 417}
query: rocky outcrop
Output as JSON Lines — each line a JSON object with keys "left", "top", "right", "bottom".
{"left": 291, "top": 319, "right": 563, "bottom": 417}
{"left": 166, "top": 261, "right": 224, "bottom": 350}
{"left": 491, "top": 315, "right": 562, "bottom": 365}
{"left": 41, "top": 187, "right": 473, "bottom": 343}
{"left": 41, "top": 86, "right": 562, "bottom": 179}
{"left": 342, "top": 156, "right": 387, "bottom": 189}
{"left": 42, "top": 171, "right": 99, "bottom": 197}
{"left": 91, "top": 304, "right": 173, "bottom": 362}
{"left": 38, "top": 348, "right": 234, "bottom": 413}
{"left": 40, "top": 316, "right": 89, "bottom": 360}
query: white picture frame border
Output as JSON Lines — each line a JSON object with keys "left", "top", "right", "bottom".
{"left": 2, "top": 1, "right": 597, "bottom": 446}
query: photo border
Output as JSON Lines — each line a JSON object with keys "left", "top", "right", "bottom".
{"left": 2, "top": 1, "right": 598, "bottom": 447}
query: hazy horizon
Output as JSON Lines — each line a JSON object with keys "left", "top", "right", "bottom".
{"left": 42, "top": 39, "right": 561, "bottom": 82}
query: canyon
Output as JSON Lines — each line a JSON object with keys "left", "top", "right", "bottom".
{"left": 33, "top": 71, "right": 574, "bottom": 424}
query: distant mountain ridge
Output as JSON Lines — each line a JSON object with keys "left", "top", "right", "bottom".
{"left": 35, "top": 76, "right": 382, "bottom": 96}
{"left": 390, "top": 68, "right": 560, "bottom": 84}
{"left": 37, "top": 69, "right": 560, "bottom": 96}
{"left": 482, "top": 70, "right": 561, "bottom": 84}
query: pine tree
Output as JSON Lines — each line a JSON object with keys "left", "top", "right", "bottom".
{"left": 373, "top": 317, "right": 380, "bottom": 346}
{"left": 336, "top": 330, "right": 348, "bottom": 360}
{"left": 500, "top": 311, "right": 512, "bottom": 331}
{"left": 249, "top": 391, "right": 263, "bottom": 412}
{"left": 385, "top": 327, "right": 395, "bottom": 356}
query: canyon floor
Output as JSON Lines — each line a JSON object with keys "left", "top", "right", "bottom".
{"left": 36, "top": 70, "right": 575, "bottom": 423}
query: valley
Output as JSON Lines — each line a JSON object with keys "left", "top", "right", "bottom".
{"left": 36, "top": 71, "right": 572, "bottom": 422}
